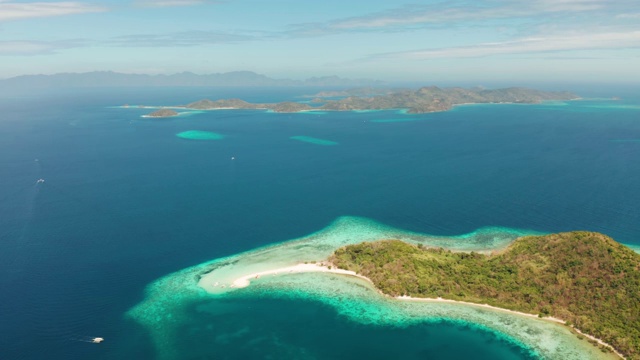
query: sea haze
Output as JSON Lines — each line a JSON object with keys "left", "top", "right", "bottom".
{"left": 0, "top": 85, "right": 638, "bottom": 359}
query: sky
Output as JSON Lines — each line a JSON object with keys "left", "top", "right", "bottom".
{"left": 0, "top": 0, "right": 639, "bottom": 83}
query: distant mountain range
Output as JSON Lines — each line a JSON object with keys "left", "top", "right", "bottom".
{"left": 0, "top": 71, "right": 384, "bottom": 88}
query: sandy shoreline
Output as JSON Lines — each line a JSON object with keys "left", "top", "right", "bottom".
{"left": 397, "top": 295, "right": 564, "bottom": 324}
{"left": 395, "top": 295, "right": 624, "bottom": 356}
{"left": 223, "top": 264, "right": 625, "bottom": 359}
{"left": 229, "top": 263, "right": 372, "bottom": 288}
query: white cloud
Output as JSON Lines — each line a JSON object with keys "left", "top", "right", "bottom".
{"left": 292, "top": 0, "right": 631, "bottom": 34}
{"left": 617, "top": 13, "right": 640, "bottom": 19}
{"left": 134, "top": 0, "right": 220, "bottom": 7}
{"left": 109, "top": 30, "right": 252, "bottom": 46}
{"left": 373, "top": 31, "right": 640, "bottom": 60}
{"left": 0, "top": 2, "right": 105, "bottom": 21}
{"left": 0, "top": 41, "right": 50, "bottom": 55}
{"left": 0, "top": 40, "right": 80, "bottom": 55}
{"left": 531, "top": 0, "right": 604, "bottom": 12}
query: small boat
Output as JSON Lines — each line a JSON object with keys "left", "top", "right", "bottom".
{"left": 92, "top": 337, "right": 104, "bottom": 344}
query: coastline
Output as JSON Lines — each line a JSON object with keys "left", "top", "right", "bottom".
{"left": 130, "top": 218, "right": 622, "bottom": 360}
{"left": 396, "top": 296, "right": 624, "bottom": 359}
{"left": 221, "top": 263, "right": 625, "bottom": 359}
{"left": 121, "top": 98, "right": 581, "bottom": 115}
{"left": 227, "top": 263, "right": 372, "bottom": 288}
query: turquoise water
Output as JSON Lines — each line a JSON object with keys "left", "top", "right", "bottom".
{"left": 176, "top": 130, "right": 225, "bottom": 140}
{"left": 154, "top": 294, "right": 536, "bottom": 360}
{"left": 371, "top": 118, "right": 421, "bottom": 123}
{"left": 128, "top": 217, "right": 612, "bottom": 359}
{"left": 290, "top": 135, "right": 338, "bottom": 146}
{"left": 0, "top": 86, "right": 638, "bottom": 359}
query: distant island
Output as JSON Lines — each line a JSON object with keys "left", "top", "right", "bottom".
{"left": 183, "top": 98, "right": 315, "bottom": 113}
{"left": 145, "top": 109, "right": 179, "bottom": 118}
{"left": 319, "top": 86, "right": 578, "bottom": 113}
{"left": 330, "top": 232, "right": 640, "bottom": 359}
{"left": 305, "top": 87, "right": 405, "bottom": 98}
{"left": 150, "top": 86, "right": 578, "bottom": 114}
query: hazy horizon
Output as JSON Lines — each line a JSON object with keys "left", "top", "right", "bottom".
{"left": 2, "top": 70, "right": 638, "bottom": 93}
{"left": 1, "top": 0, "right": 638, "bottom": 83}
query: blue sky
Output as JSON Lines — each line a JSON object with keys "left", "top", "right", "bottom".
{"left": 1, "top": 0, "right": 639, "bottom": 82}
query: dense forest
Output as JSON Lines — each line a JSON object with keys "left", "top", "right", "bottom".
{"left": 330, "top": 232, "right": 640, "bottom": 359}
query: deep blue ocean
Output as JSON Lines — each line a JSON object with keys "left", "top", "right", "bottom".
{"left": 0, "top": 85, "right": 639, "bottom": 360}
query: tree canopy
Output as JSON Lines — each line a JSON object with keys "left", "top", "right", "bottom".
{"left": 330, "top": 232, "right": 640, "bottom": 359}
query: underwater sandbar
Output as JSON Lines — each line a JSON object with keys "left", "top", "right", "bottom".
{"left": 290, "top": 136, "right": 337, "bottom": 146}
{"left": 176, "top": 130, "right": 224, "bottom": 140}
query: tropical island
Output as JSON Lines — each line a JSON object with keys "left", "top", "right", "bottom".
{"left": 329, "top": 231, "right": 640, "bottom": 359}
{"left": 129, "top": 216, "right": 639, "bottom": 360}
{"left": 145, "top": 108, "right": 179, "bottom": 118}
{"left": 140, "top": 86, "right": 578, "bottom": 114}
{"left": 305, "top": 86, "right": 403, "bottom": 98}
{"left": 319, "top": 86, "right": 577, "bottom": 113}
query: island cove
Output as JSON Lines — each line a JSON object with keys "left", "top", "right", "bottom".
{"left": 133, "top": 86, "right": 578, "bottom": 115}
{"left": 127, "top": 216, "right": 638, "bottom": 360}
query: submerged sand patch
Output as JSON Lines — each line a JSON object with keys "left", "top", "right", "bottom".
{"left": 176, "top": 130, "right": 225, "bottom": 140}
{"left": 290, "top": 136, "right": 338, "bottom": 146}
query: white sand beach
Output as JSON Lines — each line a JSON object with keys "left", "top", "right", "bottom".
{"left": 229, "top": 263, "right": 372, "bottom": 288}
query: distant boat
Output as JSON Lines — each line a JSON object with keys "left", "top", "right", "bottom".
{"left": 36, "top": 179, "right": 45, "bottom": 183}
{"left": 92, "top": 337, "right": 104, "bottom": 344}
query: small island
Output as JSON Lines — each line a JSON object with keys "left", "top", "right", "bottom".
{"left": 130, "top": 215, "right": 640, "bottom": 360}
{"left": 330, "top": 231, "right": 640, "bottom": 359}
{"left": 145, "top": 108, "right": 179, "bottom": 118}
{"left": 131, "top": 86, "right": 579, "bottom": 114}
{"left": 184, "top": 98, "right": 313, "bottom": 113}
{"left": 320, "top": 86, "right": 578, "bottom": 113}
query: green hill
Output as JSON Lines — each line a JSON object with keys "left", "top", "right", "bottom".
{"left": 176, "top": 87, "right": 577, "bottom": 114}
{"left": 330, "top": 232, "right": 640, "bottom": 359}
{"left": 320, "top": 86, "right": 577, "bottom": 113}
{"left": 146, "top": 108, "right": 178, "bottom": 117}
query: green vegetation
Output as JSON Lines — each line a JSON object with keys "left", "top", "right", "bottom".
{"left": 330, "top": 232, "right": 640, "bottom": 359}
{"left": 185, "top": 98, "right": 313, "bottom": 113}
{"left": 180, "top": 87, "right": 577, "bottom": 114}
{"left": 146, "top": 108, "right": 178, "bottom": 117}
{"left": 270, "top": 101, "right": 314, "bottom": 113}
{"left": 186, "top": 98, "right": 253, "bottom": 109}
{"left": 320, "top": 86, "right": 577, "bottom": 113}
